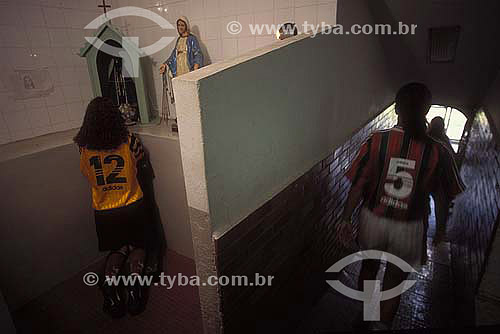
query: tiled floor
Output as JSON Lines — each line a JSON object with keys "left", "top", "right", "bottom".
{"left": 295, "top": 199, "right": 457, "bottom": 332}
{"left": 12, "top": 250, "right": 203, "bottom": 334}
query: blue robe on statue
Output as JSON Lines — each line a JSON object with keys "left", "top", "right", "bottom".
{"left": 164, "top": 34, "right": 204, "bottom": 78}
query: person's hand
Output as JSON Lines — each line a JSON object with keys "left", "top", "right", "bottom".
{"left": 160, "top": 64, "right": 166, "bottom": 74}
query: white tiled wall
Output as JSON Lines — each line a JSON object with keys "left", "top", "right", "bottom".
{"left": 117, "top": 0, "right": 337, "bottom": 120}
{"left": 0, "top": 0, "right": 102, "bottom": 145}
{"left": 0, "top": 0, "right": 336, "bottom": 145}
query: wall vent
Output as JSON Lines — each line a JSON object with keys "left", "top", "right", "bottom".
{"left": 428, "top": 26, "right": 461, "bottom": 63}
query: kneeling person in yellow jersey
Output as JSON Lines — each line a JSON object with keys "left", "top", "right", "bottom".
{"left": 74, "top": 97, "right": 152, "bottom": 318}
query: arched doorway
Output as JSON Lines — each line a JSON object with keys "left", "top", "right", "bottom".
{"left": 426, "top": 105, "right": 468, "bottom": 153}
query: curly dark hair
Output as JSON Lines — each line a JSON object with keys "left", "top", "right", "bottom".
{"left": 74, "top": 97, "right": 129, "bottom": 151}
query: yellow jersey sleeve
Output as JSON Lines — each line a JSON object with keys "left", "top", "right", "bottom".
{"left": 79, "top": 136, "right": 143, "bottom": 211}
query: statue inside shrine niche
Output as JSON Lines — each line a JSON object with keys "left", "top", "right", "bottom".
{"left": 159, "top": 16, "right": 204, "bottom": 132}
{"left": 23, "top": 75, "right": 35, "bottom": 89}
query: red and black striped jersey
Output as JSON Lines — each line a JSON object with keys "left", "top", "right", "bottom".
{"left": 346, "top": 126, "right": 465, "bottom": 221}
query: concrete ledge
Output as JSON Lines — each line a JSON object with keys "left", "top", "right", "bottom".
{"left": 0, "top": 121, "right": 177, "bottom": 163}
{"left": 0, "top": 128, "right": 78, "bottom": 163}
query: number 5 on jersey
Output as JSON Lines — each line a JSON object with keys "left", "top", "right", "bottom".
{"left": 384, "top": 158, "right": 416, "bottom": 199}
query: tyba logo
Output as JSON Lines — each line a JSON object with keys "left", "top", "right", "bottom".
{"left": 84, "top": 7, "right": 176, "bottom": 78}
{"left": 325, "top": 250, "right": 417, "bottom": 321}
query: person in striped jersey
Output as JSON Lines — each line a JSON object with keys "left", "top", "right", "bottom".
{"left": 340, "top": 83, "right": 465, "bottom": 330}
{"left": 75, "top": 97, "right": 153, "bottom": 318}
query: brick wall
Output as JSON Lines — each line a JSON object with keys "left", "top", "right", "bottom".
{"left": 214, "top": 105, "right": 398, "bottom": 333}
{"left": 449, "top": 110, "right": 500, "bottom": 325}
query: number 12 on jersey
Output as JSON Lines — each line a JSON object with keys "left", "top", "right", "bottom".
{"left": 89, "top": 155, "right": 127, "bottom": 186}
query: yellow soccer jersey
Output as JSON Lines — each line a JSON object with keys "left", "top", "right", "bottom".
{"left": 80, "top": 134, "right": 145, "bottom": 211}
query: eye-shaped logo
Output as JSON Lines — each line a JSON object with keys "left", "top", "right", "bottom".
{"left": 326, "top": 250, "right": 417, "bottom": 321}
{"left": 84, "top": 6, "right": 176, "bottom": 77}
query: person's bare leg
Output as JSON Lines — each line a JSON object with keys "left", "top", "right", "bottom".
{"left": 352, "top": 259, "right": 381, "bottom": 328}
{"left": 380, "top": 262, "right": 409, "bottom": 324}
{"left": 358, "top": 259, "right": 381, "bottom": 291}
{"left": 433, "top": 189, "right": 450, "bottom": 242}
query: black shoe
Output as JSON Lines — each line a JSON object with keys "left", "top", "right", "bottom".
{"left": 127, "top": 283, "right": 148, "bottom": 316}
{"left": 101, "top": 284, "right": 126, "bottom": 319}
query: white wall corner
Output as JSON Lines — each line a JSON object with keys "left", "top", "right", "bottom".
{"left": 172, "top": 77, "right": 210, "bottom": 214}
